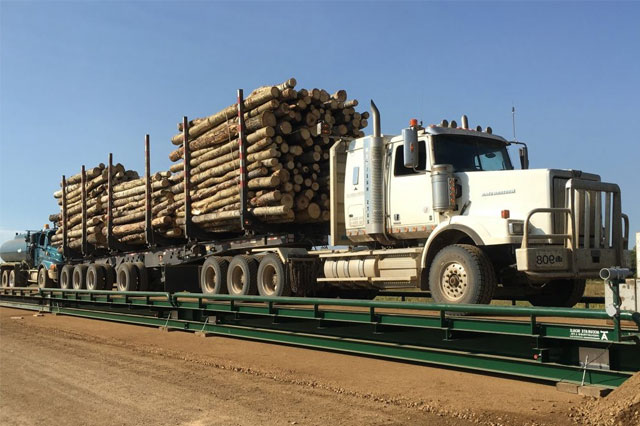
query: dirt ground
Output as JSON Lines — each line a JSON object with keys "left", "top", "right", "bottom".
{"left": 0, "top": 307, "right": 616, "bottom": 426}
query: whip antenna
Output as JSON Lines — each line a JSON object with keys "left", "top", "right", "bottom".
{"left": 512, "top": 105, "right": 517, "bottom": 142}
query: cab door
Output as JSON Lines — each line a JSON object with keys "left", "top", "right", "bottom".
{"left": 386, "top": 139, "right": 434, "bottom": 238}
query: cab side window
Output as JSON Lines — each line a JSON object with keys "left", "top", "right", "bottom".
{"left": 394, "top": 140, "right": 427, "bottom": 176}
{"left": 39, "top": 233, "right": 46, "bottom": 246}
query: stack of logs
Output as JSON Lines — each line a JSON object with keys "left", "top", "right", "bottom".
{"left": 49, "top": 78, "right": 367, "bottom": 247}
{"left": 166, "top": 77, "right": 368, "bottom": 232}
{"left": 49, "top": 164, "right": 184, "bottom": 249}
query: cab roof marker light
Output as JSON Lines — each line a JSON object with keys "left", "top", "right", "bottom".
{"left": 486, "top": 126, "right": 493, "bottom": 134}
{"left": 450, "top": 120, "right": 457, "bottom": 128}
{"left": 476, "top": 125, "right": 482, "bottom": 132}
{"left": 440, "top": 119, "right": 449, "bottom": 127}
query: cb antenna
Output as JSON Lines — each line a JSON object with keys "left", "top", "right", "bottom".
{"left": 511, "top": 104, "right": 517, "bottom": 142}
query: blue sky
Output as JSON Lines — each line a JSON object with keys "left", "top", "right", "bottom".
{"left": 0, "top": 1, "right": 638, "bottom": 249}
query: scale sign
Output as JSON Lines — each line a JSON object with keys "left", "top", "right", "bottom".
{"left": 569, "top": 328, "right": 610, "bottom": 341}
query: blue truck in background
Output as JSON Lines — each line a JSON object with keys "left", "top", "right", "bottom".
{"left": 0, "top": 227, "right": 64, "bottom": 288}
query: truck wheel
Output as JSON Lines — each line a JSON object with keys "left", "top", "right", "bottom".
{"left": 428, "top": 244, "right": 496, "bottom": 305}
{"left": 1, "top": 270, "right": 9, "bottom": 287}
{"left": 59, "top": 265, "right": 74, "bottom": 289}
{"left": 86, "top": 264, "right": 106, "bottom": 290}
{"left": 226, "top": 255, "right": 258, "bottom": 296}
{"left": 257, "top": 254, "right": 290, "bottom": 297}
{"left": 37, "top": 267, "right": 54, "bottom": 289}
{"left": 9, "top": 270, "right": 17, "bottom": 287}
{"left": 134, "top": 263, "right": 149, "bottom": 291}
{"left": 104, "top": 265, "right": 116, "bottom": 291}
{"left": 116, "top": 263, "right": 138, "bottom": 292}
{"left": 200, "top": 257, "right": 229, "bottom": 295}
{"left": 72, "top": 264, "right": 88, "bottom": 290}
{"left": 528, "top": 279, "right": 586, "bottom": 308}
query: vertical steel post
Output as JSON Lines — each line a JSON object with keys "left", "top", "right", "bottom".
{"left": 145, "top": 134, "right": 153, "bottom": 246}
{"left": 237, "top": 89, "right": 249, "bottom": 230}
{"left": 81, "top": 165, "right": 88, "bottom": 255}
{"left": 107, "top": 154, "right": 114, "bottom": 250}
{"left": 182, "top": 117, "right": 194, "bottom": 240}
{"left": 61, "top": 175, "right": 68, "bottom": 256}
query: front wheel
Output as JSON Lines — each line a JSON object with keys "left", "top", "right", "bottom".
{"left": 528, "top": 279, "right": 586, "bottom": 307}
{"left": 428, "top": 244, "right": 496, "bottom": 305}
{"left": 37, "top": 267, "right": 54, "bottom": 289}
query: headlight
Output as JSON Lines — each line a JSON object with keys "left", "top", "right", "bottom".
{"left": 508, "top": 221, "right": 524, "bottom": 235}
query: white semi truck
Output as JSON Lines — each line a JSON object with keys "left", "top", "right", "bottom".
{"left": 16, "top": 100, "right": 629, "bottom": 308}
{"left": 316, "top": 101, "right": 630, "bottom": 306}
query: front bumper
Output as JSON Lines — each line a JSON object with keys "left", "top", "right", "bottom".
{"left": 515, "top": 178, "right": 628, "bottom": 279}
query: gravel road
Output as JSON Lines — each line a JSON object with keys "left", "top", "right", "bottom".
{"left": 0, "top": 307, "right": 586, "bottom": 425}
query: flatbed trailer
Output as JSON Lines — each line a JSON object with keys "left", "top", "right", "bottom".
{"left": 55, "top": 98, "right": 328, "bottom": 297}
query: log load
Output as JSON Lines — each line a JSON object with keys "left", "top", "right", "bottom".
{"left": 166, "top": 78, "right": 367, "bottom": 230}
{"left": 49, "top": 78, "right": 367, "bottom": 248}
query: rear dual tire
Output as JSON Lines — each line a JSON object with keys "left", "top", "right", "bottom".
{"left": 256, "top": 254, "right": 290, "bottom": 297}
{"left": 200, "top": 257, "right": 229, "bottom": 295}
{"left": 227, "top": 256, "right": 258, "bottom": 296}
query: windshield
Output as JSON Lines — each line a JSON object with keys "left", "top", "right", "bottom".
{"left": 433, "top": 134, "right": 513, "bottom": 172}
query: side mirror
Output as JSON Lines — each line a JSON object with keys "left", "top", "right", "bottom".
{"left": 402, "top": 127, "right": 419, "bottom": 168}
{"left": 519, "top": 146, "right": 529, "bottom": 169}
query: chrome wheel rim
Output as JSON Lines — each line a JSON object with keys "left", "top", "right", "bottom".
{"left": 440, "top": 262, "right": 468, "bottom": 302}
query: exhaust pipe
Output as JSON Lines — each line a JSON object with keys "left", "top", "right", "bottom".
{"left": 371, "top": 100, "right": 381, "bottom": 138}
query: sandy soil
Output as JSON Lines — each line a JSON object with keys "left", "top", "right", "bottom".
{"left": 0, "top": 307, "right": 604, "bottom": 425}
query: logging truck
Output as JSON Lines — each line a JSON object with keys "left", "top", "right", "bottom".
{"left": 1, "top": 101, "right": 631, "bottom": 307}
{"left": 0, "top": 227, "right": 63, "bottom": 288}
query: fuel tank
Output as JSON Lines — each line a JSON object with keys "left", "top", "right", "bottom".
{"left": 0, "top": 234, "right": 29, "bottom": 263}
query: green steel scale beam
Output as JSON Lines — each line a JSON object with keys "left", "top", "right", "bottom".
{"left": 1, "top": 287, "right": 638, "bottom": 388}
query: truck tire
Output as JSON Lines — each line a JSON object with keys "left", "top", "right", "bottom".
{"left": 1, "top": 270, "right": 9, "bottom": 287}
{"left": 200, "top": 257, "right": 229, "bottom": 295}
{"left": 37, "top": 267, "right": 54, "bottom": 289}
{"left": 86, "top": 264, "right": 106, "bottom": 290}
{"left": 9, "top": 270, "right": 17, "bottom": 287}
{"left": 104, "top": 265, "right": 116, "bottom": 291}
{"left": 134, "top": 262, "right": 149, "bottom": 291}
{"left": 60, "top": 265, "right": 74, "bottom": 289}
{"left": 72, "top": 264, "right": 88, "bottom": 290}
{"left": 116, "top": 263, "right": 138, "bottom": 292}
{"left": 528, "top": 279, "right": 586, "bottom": 308}
{"left": 428, "top": 244, "right": 496, "bottom": 305}
{"left": 226, "top": 255, "right": 258, "bottom": 296}
{"left": 257, "top": 254, "right": 290, "bottom": 297}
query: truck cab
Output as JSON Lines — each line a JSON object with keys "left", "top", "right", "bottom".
{"left": 323, "top": 102, "right": 629, "bottom": 306}
{"left": 0, "top": 228, "right": 64, "bottom": 288}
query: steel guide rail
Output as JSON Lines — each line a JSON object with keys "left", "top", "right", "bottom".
{"left": 1, "top": 287, "right": 638, "bottom": 388}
